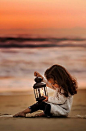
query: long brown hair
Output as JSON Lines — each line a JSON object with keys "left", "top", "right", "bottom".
{"left": 44, "top": 64, "right": 78, "bottom": 97}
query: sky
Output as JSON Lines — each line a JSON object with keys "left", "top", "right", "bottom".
{"left": 0, "top": 0, "right": 86, "bottom": 36}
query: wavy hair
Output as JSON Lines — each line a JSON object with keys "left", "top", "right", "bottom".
{"left": 44, "top": 64, "right": 78, "bottom": 97}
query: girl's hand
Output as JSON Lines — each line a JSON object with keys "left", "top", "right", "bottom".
{"left": 34, "top": 71, "right": 43, "bottom": 79}
{"left": 43, "top": 96, "right": 48, "bottom": 102}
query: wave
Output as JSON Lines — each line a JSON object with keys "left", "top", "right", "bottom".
{"left": 0, "top": 36, "right": 86, "bottom": 48}
{"left": 0, "top": 36, "right": 86, "bottom": 42}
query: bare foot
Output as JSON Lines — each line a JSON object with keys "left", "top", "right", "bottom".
{"left": 13, "top": 112, "right": 26, "bottom": 118}
{"left": 35, "top": 112, "right": 45, "bottom": 117}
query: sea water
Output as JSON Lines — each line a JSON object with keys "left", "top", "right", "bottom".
{"left": 0, "top": 36, "right": 86, "bottom": 94}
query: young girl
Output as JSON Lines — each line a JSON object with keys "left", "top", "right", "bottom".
{"left": 13, "top": 64, "right": 78, "bottom": 118}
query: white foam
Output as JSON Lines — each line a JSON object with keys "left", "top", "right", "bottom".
{"left": 0, "top": 115, "right": 13, "bottom": 118}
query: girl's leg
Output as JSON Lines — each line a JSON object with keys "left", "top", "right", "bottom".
{"left": 13, "top": 102, "right": 41, "bottom": 117}
{"left": 13, "top": 101, "right": 51, "bottom": 117}
{"left": 13, "top": 108, "right": 31, "bottom": 117}
{"left": 29, "top": 101, "right": 51, "bottom": 117}
{"left": 34, "top": 111, "right": 45, "bottom": 117}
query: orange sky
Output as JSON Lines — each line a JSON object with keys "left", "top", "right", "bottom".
{"left": 0, "top": 0, "right": 86, "bottom": 36}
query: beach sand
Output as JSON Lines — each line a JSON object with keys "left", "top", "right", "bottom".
{"left": 0, "top": 89, "right": 86, "bottom": 131}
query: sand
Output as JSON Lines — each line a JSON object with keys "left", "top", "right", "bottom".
{"left": 0, "top": 89, "right": 86, "bottom": 131}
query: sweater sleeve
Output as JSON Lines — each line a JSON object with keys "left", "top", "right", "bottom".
{"left": 42, "top": 77, "right": 56, "bottom": 90}
{"left": 48, "top": 93, "right": 67, "bottom": 105}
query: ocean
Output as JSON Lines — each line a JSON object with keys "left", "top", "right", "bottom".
{"left": 0, "top": 35, "right": 86, "bottom": 95}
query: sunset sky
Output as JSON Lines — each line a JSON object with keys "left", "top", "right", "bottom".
{"left": 0, "top": 0, "right": 86, "bottom": 36}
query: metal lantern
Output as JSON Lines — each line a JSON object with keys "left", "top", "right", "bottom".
{"left": 33, "top": 77, "right": 48, "bottom": 101}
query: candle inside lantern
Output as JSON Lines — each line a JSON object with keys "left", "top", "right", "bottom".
{"left": 41, "top": 88, "right": 44, "bottom": 96}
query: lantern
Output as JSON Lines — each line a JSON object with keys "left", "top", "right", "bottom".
{"left": 33, "top": 77, "right": 48, "bottom": 101}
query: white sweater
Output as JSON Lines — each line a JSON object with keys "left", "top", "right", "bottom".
{"left": 43, "top": 78, "right": 73, "bottom": 116}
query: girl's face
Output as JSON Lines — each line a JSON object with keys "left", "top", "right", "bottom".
{"left": 48, "top": 78, "right": 60, "bottom": 89}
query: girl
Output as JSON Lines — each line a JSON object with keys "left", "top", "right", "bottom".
{"left": 13, "top": 64, "right": 78, "bottom": 118}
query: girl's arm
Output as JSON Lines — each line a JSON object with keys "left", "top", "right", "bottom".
{"left": 48, "top": 92, "right": 67, "bottom": 105}
{"left": 42, "top": 77, "right": 56, "bottom": 90}
{"left": 34, "top": 71, "right": 55, "bottom": 90}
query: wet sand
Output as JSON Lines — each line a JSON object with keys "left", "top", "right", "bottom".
{"left": 0, "top": 89, "right": 86, "bottom": 131}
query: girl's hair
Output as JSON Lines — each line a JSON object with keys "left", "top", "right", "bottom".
{"left": 44, "top": 64, "right": 78, "bottom": 97}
